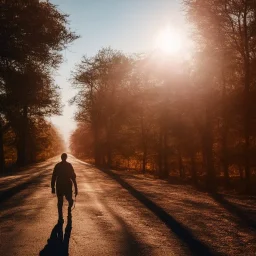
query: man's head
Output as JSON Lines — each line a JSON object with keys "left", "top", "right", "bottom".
{"left": 61, "top": 153, "right": 67, "bottom": 162}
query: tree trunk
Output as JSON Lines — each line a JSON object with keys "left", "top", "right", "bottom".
{"left": 93, "top": 124, "right": 102, "bottom": 166}
{"left": 16, "top": 140, "right": 25, "bottom": 166}
{"left": 221, "top": 70, "right": 230, "bottom": 186}
{"left": 222, "top": 147, "right": 230, "bottom": 186}
{"left": 94, "top": 143, "right": 101, "bottom": 166}
{"left": 140, "top": 115, "right": 147, "bottom": 174}
{"left": 202, "top": 107, "right": 216, "bottom": 189}
{"left": 163, "top": 130, "right": 168, "bottom": 178}
{"left": 106, "top": 117, "right": 113, "bottom": 168}
{"left": 16, "top": 106, "right": 29, "bottom": 166}
{"left": 190, "top": 152, "right": 197, "bottom": 184}
{"left": 142, "top": 148, "right": 147, "bottom": 174}
{"left": 178, "top": 150, "right": 184, "bottom": 179}
{"left": 244, "top": 91, "right": 250, "bottom": 188}
{"left": 158, "top": 128, "right": 168, "bottom": 179}
{"left": 158, "top": 131, "right": 163, "bottom": 177}
{"left": 0, "top": 122, "right": 5, "bottom": 175}
{"left": 238, "top": 165, "right": 244, "bottom": 181}
{"left": 107, "top": 141, "right": 112, "bottom": 168}
{"left": 243, "top": 2, "right": 251, "bottom": 190}
{"left": 203, "top": 137, "right": 215, "bottom": 188}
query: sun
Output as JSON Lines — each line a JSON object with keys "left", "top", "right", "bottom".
{"left": 156, "top": 27, "right": 183, "bottom": 55}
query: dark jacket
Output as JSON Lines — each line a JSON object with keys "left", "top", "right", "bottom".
{"left": 51, "top": 161, "right": 77, "bottom": 194}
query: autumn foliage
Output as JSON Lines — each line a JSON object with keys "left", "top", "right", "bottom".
{"left": 0, "top": 0, "right": 78, "bottom": 172}
{"left": 70, "top": 0, "right": 256, "bottom": 191}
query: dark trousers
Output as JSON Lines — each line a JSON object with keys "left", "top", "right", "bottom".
{"left": 57, "top": 192, "right": 73, "bottom": 219}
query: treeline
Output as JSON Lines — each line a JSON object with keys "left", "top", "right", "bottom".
{"left": 70, "top": 1, "right": 256, "bottom": 190}
{"left": 0, "top": 0, "right": 77, "bottom": 173}
{"left": 4, "top": 119, "right": 65, "bottom": 165}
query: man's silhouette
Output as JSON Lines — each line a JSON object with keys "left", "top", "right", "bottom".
{"left": 51, "top": 153, "right": 78, "bottom": 222}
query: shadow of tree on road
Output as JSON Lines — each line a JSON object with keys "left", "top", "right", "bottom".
{"left": 210, "top": 193, "right": 256, "bottom": 231}
{"left": 100, "top": 168, "right": 215, "bottom": 256}
{"left": 0, "top": 163, "right": 53, "bottom": 204}
{"left": 104, "top": 202, "right": 150, "bottom": 255}
{"left": 40, "top": 217, "right": 72, "bottom": 256}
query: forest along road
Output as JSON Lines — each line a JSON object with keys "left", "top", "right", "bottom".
{"left": 0, "top": 155, "right": 255, "bottom": 256}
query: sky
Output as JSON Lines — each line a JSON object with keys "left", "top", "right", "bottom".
{"left": 49, "top": 0, "right": 187, "bottom": 147}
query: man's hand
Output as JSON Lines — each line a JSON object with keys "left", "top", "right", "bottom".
{"left": 51, "top": 187, "right": 55, "bottom": 194}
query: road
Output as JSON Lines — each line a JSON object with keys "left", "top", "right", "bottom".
{"left": 0, "top": 155, "right": 255, "bottom": 256}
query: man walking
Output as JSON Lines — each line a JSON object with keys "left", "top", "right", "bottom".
{"left": 51, "top": 153, "right": 78, "bottom": 222}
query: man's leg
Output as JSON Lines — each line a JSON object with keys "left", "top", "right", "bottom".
{"left": 65, "top": 192, "right": 73, "bottom": 217}
{"left": 57, "top": 194, "right": 64, "bottom": 221}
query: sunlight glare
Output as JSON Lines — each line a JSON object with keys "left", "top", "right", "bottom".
{"left": 156, "top": 27, "right": 183, "bottom": 55}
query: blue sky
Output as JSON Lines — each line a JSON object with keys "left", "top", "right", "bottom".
{"left": 49, "top": 0, "right": 187, "bottom": 146}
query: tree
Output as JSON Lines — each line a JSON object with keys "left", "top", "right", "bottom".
{"left": 184, "top": 0, "right": 256, "bottom": 188}
{"left": 0, "top": 0, "right": 78, "bottom": 170}
{"left": 71, "top": 48, "right": 132, "bottom": 167}
{"left": 70, "top": 124, "right": 94, "bottom": 161}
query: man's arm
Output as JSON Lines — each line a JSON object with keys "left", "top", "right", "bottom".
{"left": 70, "top": 164, "right": 78, "bottom": 196}
{"left": 51, "top": 165, "right": 57, "bottom": 193}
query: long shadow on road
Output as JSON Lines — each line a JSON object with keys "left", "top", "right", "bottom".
{"left": 79, "top": 169, "right": 148, "bottom": 256}
{"left": 99, "top": 168, "right": 216, "bottom": 256}
{"left": 104, "top": 202, "right": 149, "bottom": 255}
{"left": 0, "top": 163, "right": 52, "bottom": 204}
{"left": 211, "top": 193, "right": 256, "bottom": 231}
{"left": 40, "top": 218, "right": 72, "bottom": 256}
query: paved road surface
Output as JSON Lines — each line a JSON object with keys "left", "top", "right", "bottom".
{"left": 0, "top": 155, "right": 255, "bottom": 255}
{"left": 0, "top": 156, "right": 187, "bottom": 256}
